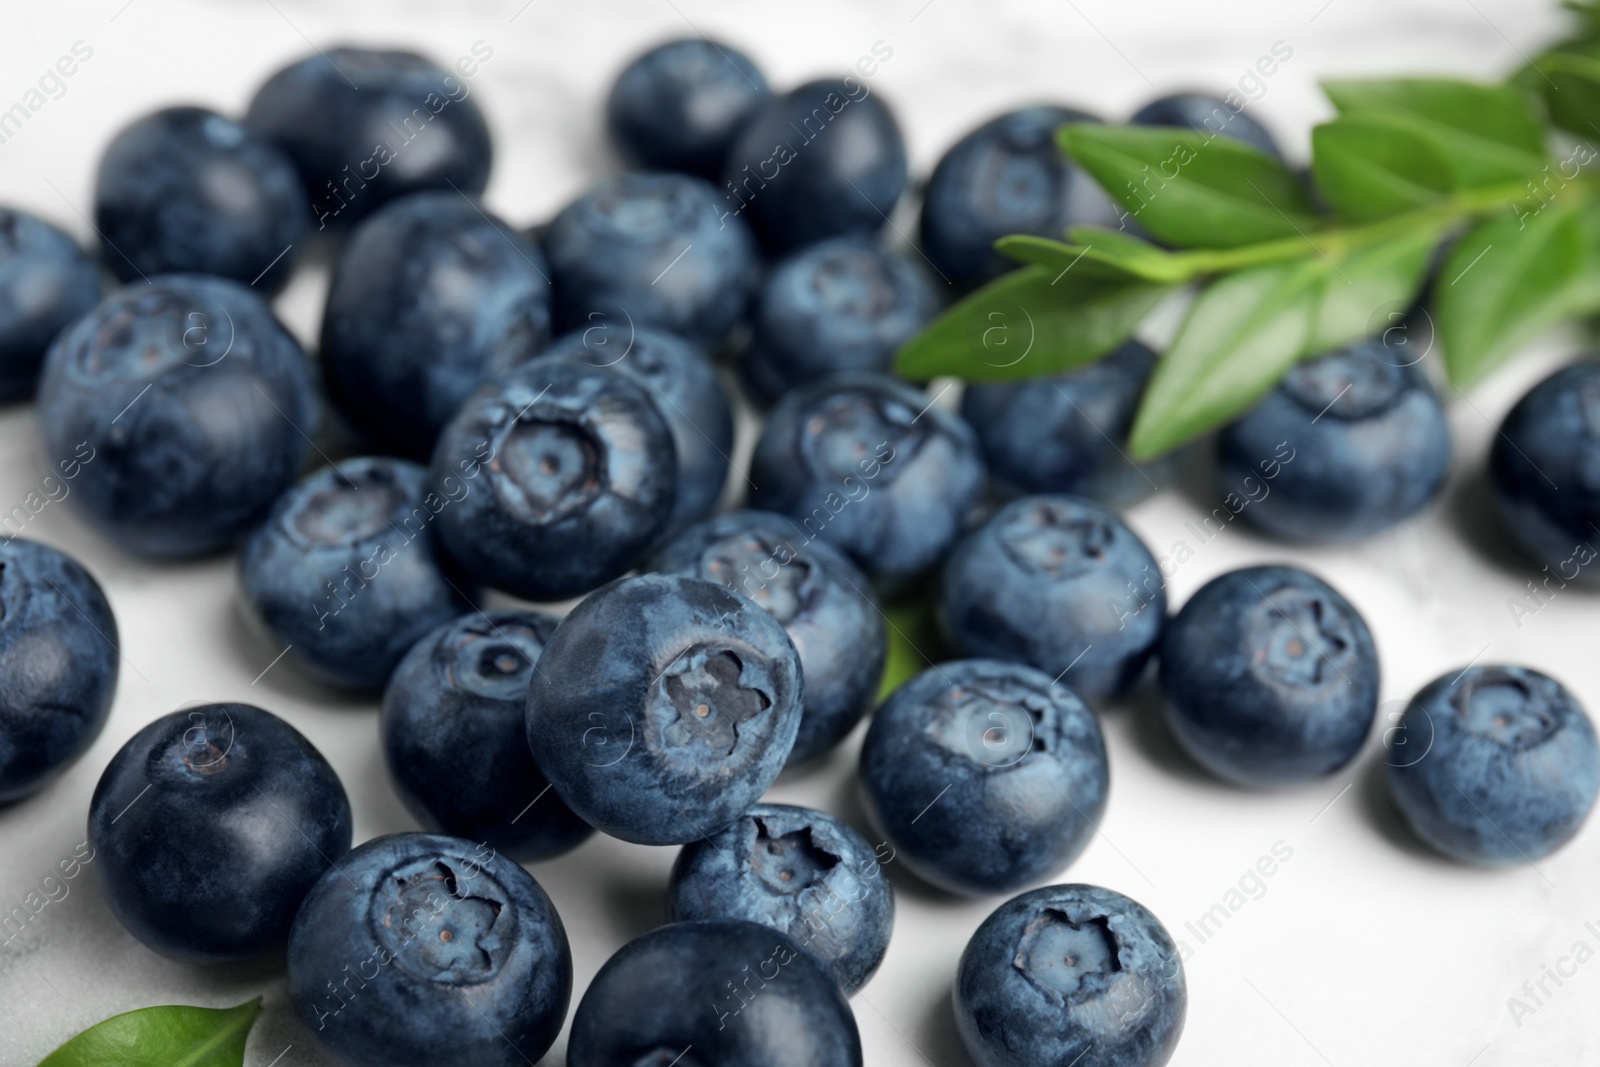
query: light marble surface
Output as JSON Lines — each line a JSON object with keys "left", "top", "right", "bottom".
{"left": 0, "top": 0, "right": 1592, "bottom": 1064}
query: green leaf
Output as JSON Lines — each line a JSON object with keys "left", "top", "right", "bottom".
{"left": 38, "top": 999, "right": 262, "bottom": 1067}
{"left": 1058, "top": 124, "right": 1321, "bottom": 249}
{"left": 1520, "top": 52, "right": 1600, "bottom": 138}
{"left": 1305, "top": 225, "right": 1444, "bottom": 351}
{"left": 995, "top": 232, "right": 1193, "bottom": 284}
{"left": 876, "top": 598, "right": 943, "bottom": 702}
{"left": 895, "top": 265, "right": 1174, "bottom": 382}
{"left": 1323, "top": 78, "right": 1546, "bottom": 161}
{"left": 1311, "top": 114, "right": 1457, "bottom": 222}
{"left": 1438, "top": 201, "right": 1600, "bottom": 386}
{"left": 1129, "top": 258, "right": 1328, "bottom": 459}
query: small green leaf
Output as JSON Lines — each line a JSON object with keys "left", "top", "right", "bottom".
{"left": 995, "top": 232, "right": 1193, "bottom": 284}
{"left": 877, "top": 598, "right": 943, "bottom": 702}
{"left": 1305, "top": 225, "right": 1444, "bottom": 351}
{"left": 1521, "top": 52, "right": 1600, "bottom": 138}
{"left": 895, "top": 265, "right": 1174, "bottom": 383}
{"left": 1130, "top": 258, "right": 1328, "bottom": 459}
{"left": 1323, "top": 78, "right": 1547, "bottom": 162}
{"left": 1059, "top": 124, "right": 1321, "bottom": 249}
{"left": 39, "top": 998, "right": 262, "bottom": 1067}
{"left": 1311, "top": 114, "right": 1457, "bottom": 222}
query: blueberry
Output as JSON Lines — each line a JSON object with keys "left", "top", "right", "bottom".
{"left": 919, "top": 105, "right": 1118, "bottom": 288}
{"left": 240, "top": 457, "right": 477, "bottom": 690}
{"left": 607, "top": 38, "right": 771, "bottom": 178}
{"left": 381, "top": 610, "right": 593, "bottom": 860}
{"left": 543, "top": 172, "right": 758, "bottom": 350}
{"left": 668, "top": 803, "right": 893, "bottom": 991}
{"left": 940, "top": 495, "right": 1163, "bottom": 703}
{"left": 1490, "top": 361, "right": 1600, "bottom": 581}
{"left": 321, "top": 192, "right": 552, "bottom": 458}
{"left": 287, "top": 832, "right": 571, "bottom": 1067}
{"left": 93, "top": 106, "right": 309, "bottom": 291}
{"left": 0, "top": 539, "right": 118, "bottom": 804}
{"left": 36, "top": 274, "right": 318, "bottom": 559}
{"left": 526, "top": 574, "right": 802, "bottom": 845}
{"left": 89, "top": 703, "right": 351, "bottom": 963}
{"left": 430, "top": 358, "right": 676, "bottom": 601}
{"left": 1160, "top": 565, "right": 1379, "bottom": 787}
{"left": 0, "top": 207, "right": 101, "bottom": 403}
{"left": 723, "top": 78, "right": 907, "bottom": 255}
{"left": 246, "top": 46, "right": 493, "bottom": 229}
{"left": 860, "top": 659, "right": 1109, "bottom": 895}
{"left": 538, "top": 327, "right": 732, "bottom": 532}
{"left": 742, "top": 236, "right": 939, "bottom": 405}
{"left": 648, "top": 510, "right": 886, "bottom": 766}
{"left": 749, "top": 372, "right": 986, "bottom": 593}
{"left": 1386, "top": 665, "right": 1600, "bottom": 865}
{"left": 568, "top": 918, "right": 862, "bottom": 1067}
{"left": 962, "top": 340, "right": 1189, "bottom": 508}
{"left": 1131, "top": 92, "right": 1282, "bottom": 159}
{"left": 1218, "top": 338, "right": 1451, "bottom": 542}
{"left": 955, "top": 883, "right": 1186, "bottom": 1067}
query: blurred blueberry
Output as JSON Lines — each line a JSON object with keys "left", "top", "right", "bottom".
{"left": 246, "top": 45, "right": 493, "bottom": 229}
{"left": 749, "top": 371, "right": 986, "bottom": 593}
{"left": 240, "top": 457, "right": 477, "bottom": 690}
{"left": 742, "top": 236, "right": 938, "bottom": 404}
{"left": 94, "top": 106, "right": 309, "bottom": 291}
{"left": 526, "top": 574, "right": 802, "bottom": 845}
{"left": 1161, "top": 565, "right": 1379, "bottom": 787}
{"left": 1387, "top": 665, "right": 1600, "bottom": 865}
{"left": 539, "top": 326, "right": 731, "bottom": 531}
{"left": 648, "top": 510, "right": 886, "bottom": 765}
{"left": 0, "top": 539, "right": 118, "bottom": 804}
{"left": 544, "top": 171, "right": 758, "bottom": 350}
{"left": 940, "top": 495, "right": 1163, "bottom": 703}
{"left": 381, "top": 610, "right": 593, "bottom": 861}
{"left": 723, "top": 77, "right": 907, "bottom": 255}
{"left": 956, "top": 883, "right": 1186, "bottom": 1067}
{"left": 36, "top": 274, "right": 317, "bottom": 559}
{"left": 1218, "top": 338, "right": 1451, "bottom": 542}
{"left": 321, "top": 192, "right": 552, "bottom": 457}
{"left": 430, "top": 358, "right": 676, "bottom": 601}
{"left": 568, "top": 919, "right": 862, "bottom": 1067}
{"left": 0, "top": 208, "right": 102, "bottom": 402}
{"left": 90, "top": 703, "right": 351, "bottom": 963}
{"left": 607, "top": 38, "right": 771, "bottom": 178}
{"left": 1131, "top": 91, "right": 1282, "bottom": 159}
{"left": 859, "top": 659, "right": 1109, "bottom": 895}
{"left": 288, "top": 832, "right": 570, "bottom": 1067}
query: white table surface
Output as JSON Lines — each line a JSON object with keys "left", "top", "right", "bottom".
{"left": 0, "top": 1, "right": 1591, "bottom": 1064}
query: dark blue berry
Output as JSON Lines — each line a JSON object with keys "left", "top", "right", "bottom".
{"left": 607, "top": 38, "right": 771, "bottom": 178}
{"left": 0, "top": 207, "right": 102, "bottom": 402}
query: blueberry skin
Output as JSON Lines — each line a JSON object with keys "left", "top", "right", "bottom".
{"left": 962, "top": 340, "right": 1188, "bottom": 508}
{"left": 543, "top": 172, "right": 758, "bottom": 350}
{"left": 0, "top": 208, "right": 101, "bottom": 402}
{"left": 89, "top": 703, "right": 351, "bottom": 964}
{"left": 1218, "top": 339, "right": 1452, "bottom": 542}
{"left": 607, "top": 38, "right": 771, "bottom": 178}
{"left": 1386, "top": 666, "right": 1600, "bottom": 865}
{"left": 723, "top": 78, "right": 908, "bottom": 255}
{"left": 940, "top": 495, "right": 1163, "bottom": 703}
{"left": 742, "top": 236, "right": 939, "bottom": 405}
{"left": 1490, "top": 361, "right": 1600, "bottom": 581}
{"left": 919, "top": 105, "right": 1119, "bottom": 288}
{"left": 1160, "top": 566, "right": 1379, "bottom": 787}
{"left": 321, "top": 192, "right": 552, "bottom": 457}
{"left": 381, "top": 610, "right": 593, "bottom": 861}
{"left": 648, "top": 510, "right": 886, "bottom": 766}
{"left": 36, "top": 274, "right": 318, "bottom": 559}
{"left": 246, "top": 47, "right": 492, "bottom": 230}
{"left": 749, "top": 372, "right": 987, "bottom": 593}
{"left": 430, "top": 359, "right": 677, "bottom": 601}
{"left": 287, "top": 832, "right": 571, "bottom": 1067}
{"left": 860, "top": 660, "right": 1109, "bottom": 896}
{"left": 240, "top": 458, "right": 477, "bottom": 690}
{"left": 1131, "top": 92, "right": 1282, "bottom": 159}
{"left": 94, "top": 106, "right": 309, "bottom": 292}
{"left": 668, "top": 803, "right": 893, "bottom": 992}
{"left": 526, "top": 574, "right": 802, "bottom": 845}
{"left": 537, "top": 327, "right": 732, "bottom": 532}
{"left": 0, "top": 540, "right": 118, "bottom": 804}
{"left": 955, "top": 883, "right": 1186, "bottom": 1067}
{"left": 569, "top": 919, "right": 862, "bottom": 1067}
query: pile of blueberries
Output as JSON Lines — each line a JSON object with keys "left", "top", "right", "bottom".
{"left": 3, "top": 32, "right": 1599, "bottom": 1067}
